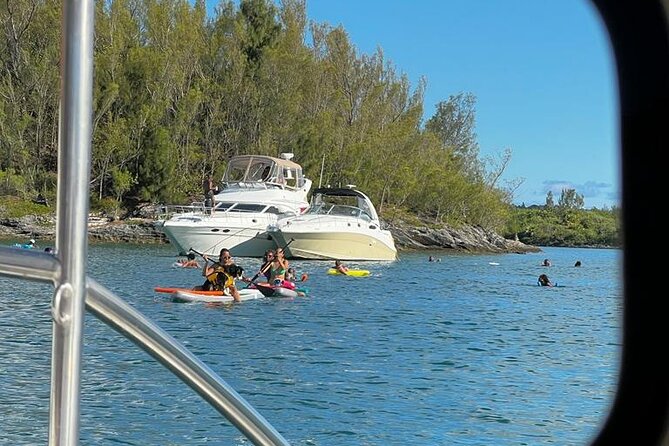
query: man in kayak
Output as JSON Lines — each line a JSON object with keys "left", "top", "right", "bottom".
{"left": 194, "top": 248, "right": 243, "bottom": 301}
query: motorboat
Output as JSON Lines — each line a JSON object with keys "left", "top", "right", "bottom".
{"left": 268, "top": 187, "right": 397, "bottom": 261}
{"left": 160, "top": 153, "right": 312, "bottom": 257}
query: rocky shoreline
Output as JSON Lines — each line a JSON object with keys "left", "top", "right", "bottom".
{"left": 0, "top": 212, "right": 540, "bottom": 254}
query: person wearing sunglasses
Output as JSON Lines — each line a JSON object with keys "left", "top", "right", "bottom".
{"left": 194, "top": 248, "right": 244, "bottom": 301}
{"left": 257, "top": 249, "right": 276, "bottom": 282}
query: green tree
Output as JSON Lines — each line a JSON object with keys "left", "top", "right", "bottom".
{"left": 425, "top": 92, "right": 482, "bottom": 181}
{"left": 558, "top": 188, "right": 584, "bottom": 209}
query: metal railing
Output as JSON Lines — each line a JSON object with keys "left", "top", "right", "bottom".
{"left": 0, "top": 1, "right": 290, "bottom": 445}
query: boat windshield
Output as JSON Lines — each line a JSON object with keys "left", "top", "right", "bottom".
{"left": 222, "top": 156, "right": 305, "bottom": 189}
{"left": 225, "top": 158, "right": 274, "bottom": 182}
{"left": 306, "top": 203, "right": 372, "bottom": 221}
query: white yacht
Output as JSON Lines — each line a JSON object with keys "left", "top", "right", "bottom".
{"left": 160, "top": 153, "right": 312, "bottom": 257}
{"left": 268, "top": 187, "right": 397, "bottom": 261}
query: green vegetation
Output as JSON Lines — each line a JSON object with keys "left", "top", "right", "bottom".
{"left": 0, "top": 0, "right": 618, "bottom": 247}
{"left": 0, "top": 196, "right": 52, "bottom": 219}
{"left": 505, "top": 190, "right": 620, "bottom": 247}
{"left": 0, "top": 0, "right": 510, "bottom": 229}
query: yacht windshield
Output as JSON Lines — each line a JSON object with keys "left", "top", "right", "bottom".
{"left": 224, "top": 158, "right": 274, "bottom": 183}
{"left": 306, "top": 197, "right": 372, "bottom": 221}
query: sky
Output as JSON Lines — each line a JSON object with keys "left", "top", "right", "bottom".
{"left": 206, "top": 0, "right": 619, "bottom": 209}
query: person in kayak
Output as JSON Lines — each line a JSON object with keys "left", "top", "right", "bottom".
{"left": 268, "top": 247, "right": 289, "bottom": 285}
{"left": 538, "top": 274, "right": 554, "bottom": 287}
{"left": 259, "top": 249, "right": 275, "bottom": 281}
{"left": 334, "top": 259, "right": 349, "bottom": 274}
{"left": 194, "top": 248, "right": 243, "bottom": 301}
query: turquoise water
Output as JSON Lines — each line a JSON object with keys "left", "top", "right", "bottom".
{"left": 0, "top": 244, "right": 622, "bottom": 445}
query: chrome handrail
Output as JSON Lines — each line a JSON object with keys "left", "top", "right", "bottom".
{"left": 0, "top": 0, "right": 290, "bottom": 444}
{"left": 0, "top": 248, "right": 290, "bottom": 445}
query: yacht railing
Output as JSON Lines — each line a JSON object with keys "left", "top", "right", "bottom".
{"left": 0, "top": 1, "right": 290, "bottom": 445}
{"left": 155, "top": 202, "right": 210, "bottom": 222}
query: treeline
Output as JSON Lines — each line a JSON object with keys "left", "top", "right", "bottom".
{"left": 504, "top": 190, "right": 620, "bottom": 247}
{"left": 0, "top": 0, "right": 514, "bottom": 230}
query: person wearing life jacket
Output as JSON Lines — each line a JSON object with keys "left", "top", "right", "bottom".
{"left": 194, "top": 248, "right": 243, "bottom": 301}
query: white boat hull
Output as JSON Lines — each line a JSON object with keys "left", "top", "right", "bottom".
{"left": 271, "top": 219, "right": 397, "bottom": 261}
{"left": 161, "top": 214, "right": 277, "bottom": 257}
{"left": 158, "top": 154, "right": 313, "bottom": 258}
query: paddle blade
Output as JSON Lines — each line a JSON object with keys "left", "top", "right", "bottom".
{"left": 253, "top": 283, "right": 276, "bottom": 297}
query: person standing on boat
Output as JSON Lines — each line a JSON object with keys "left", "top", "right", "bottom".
{"left": 203, "top": 174, "right": 216, "bottom": 210}
{"left": 195, "top": 248, "right": 243, "bottom": 302}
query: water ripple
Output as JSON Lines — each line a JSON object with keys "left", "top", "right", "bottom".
{"left": 1, "top": 245, "right": 621, "bottom": 445}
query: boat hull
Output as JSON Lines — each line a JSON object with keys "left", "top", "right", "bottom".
{"left": 161, "top": 215, "right": 277, "bottom": 257}
{"left": 271, "top": 228, "right": 397, "bottom": 261}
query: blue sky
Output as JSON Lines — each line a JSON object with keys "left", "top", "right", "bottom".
{"left": 206, "top": 0, "right": 619, "bottom": 209}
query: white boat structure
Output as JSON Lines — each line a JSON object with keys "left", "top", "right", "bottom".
{"left": 268, "top": 187, "right": 397, "bottom": 261}
{"left": 160, "top": 153, "right": 312, "bottom": 257}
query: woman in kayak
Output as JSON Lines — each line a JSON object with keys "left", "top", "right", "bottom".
{"left": 259, "top": 249, "right": 275, "bottom": 281}
{"left": 268, "top": 247, "right": 289, "bottom": 285}
{"left": 194, "top": 248, "right": 243, "bottom": 301}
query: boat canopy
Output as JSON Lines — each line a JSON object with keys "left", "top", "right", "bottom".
{"left": 222, "top": 155, "right": 306, "bottom": 189}
{"left": 310, "top": 187, "right": 380, "bottom": 221}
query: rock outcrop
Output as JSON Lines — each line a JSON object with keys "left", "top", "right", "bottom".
{"left": 0, "top": 212, "right": 540, "bottom": 254}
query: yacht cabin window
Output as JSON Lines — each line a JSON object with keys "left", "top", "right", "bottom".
{"left": 231, "top": 203, "right": 268, "bottom": 213}
{"left": 214, "top": 202, "right": 235, "bottom": 212}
